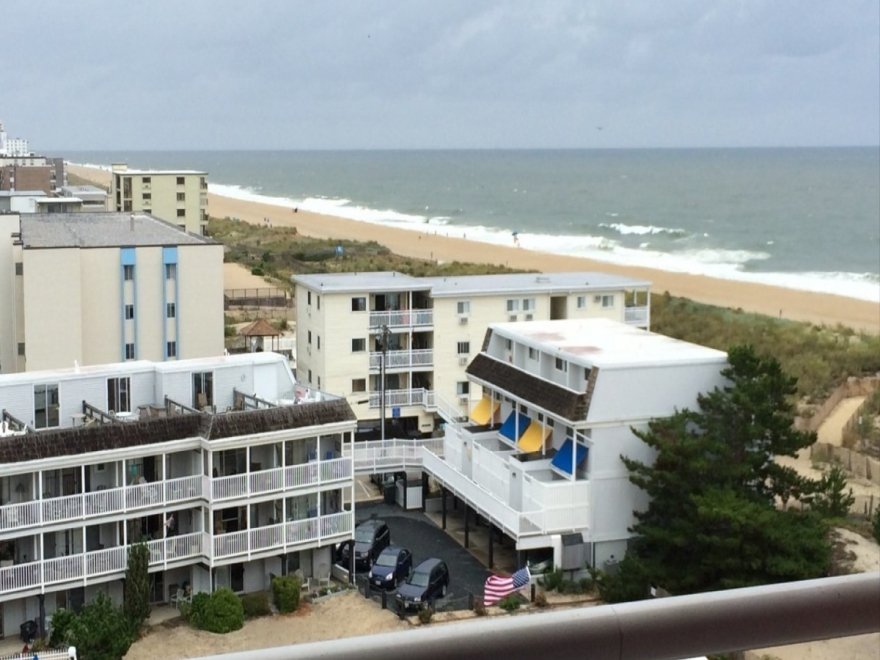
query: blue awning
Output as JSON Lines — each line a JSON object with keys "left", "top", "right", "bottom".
{"left": 499, "top": 411, "right": 532, "bottom": 443}
{"left": 551, "top": 438, "right": 588, "bottom": 475}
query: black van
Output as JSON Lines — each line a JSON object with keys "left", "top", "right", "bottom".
{"left": 339, "top": 519, "right": 391, "bottom": 570}
{"left": 396, "top": 558, "right": 450, "bottom": 610}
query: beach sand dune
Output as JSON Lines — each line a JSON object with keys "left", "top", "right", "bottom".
{"left": 67, "top": 164, "right": 879, "bottom": 333}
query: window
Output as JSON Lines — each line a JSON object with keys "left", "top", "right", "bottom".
{"left": 17, "top": 342, "right": 24, "bottom": 356}
{"left": 555, "top": 357, "right": 568, "bottom": 372}
{"left": 528, "top": 347, "right": 537, "bottom": 360}
{"left": 456, "top": 381, "right": 470, "bottom": 395}
{"left": 352, "top": 378, "right": 366, "bottom": 392}
{"left": 351, "top": 338, "right": 366, "bottom": 352}
{"left": 176, "top": 209, "right": 186, "bottom": 217}
{"left": 124, "top": 343, "right": 135, "bottom": 360}
{"left": 176, "top": 176, "right": 185, "bottom": 185}
{"left": 317, "top": 295, "right": 321, "bottom": 310}
{"left": 142, "top": 193, "right": 151, "bottom": 201}
{"left": 505, "top": 339, "right": 513, "bottom": 350}
{"left": 307, "top": 331, "right": 312, "bottom": 345}
{"left": 123, "top": 265, "right": 134, "bottom": 281}
{"left": 166, "top": 302, "right": 176, "bottom": 318}
{"left": 308, "top": 369, "right": 312, "bottom": 384}
{"left": 176, "top": 192, "right": 185, "bottom": 202}
{"left": 165, "top": 263, "right": 177, "bottom": 279}
{"left": 167, "top": 341, "right": 177, "bottom": 358}
{"left": 577, "top": 296, "right": 587, "bottom": 309}
{"left": 525, "top": 314, "right": 534, "bottom": 321}
{"left": 107, "top": 377, "right": 131, "bottom": 413}
{"left": 457, "top": 301, "right": 470, "bottom": 315}
{"left": 307, "top": 291, "right": 312, "bottom": 305}
{"left": 351, "top": 297, "right": 366, "bottom": 311}
{"left": 317, "top": 336, "right": 321, "bottom": 350}
{"left": 124, "top": 304, "right": 134, "bottom": 320}
{"left": 601, "top": 295, "right": 615, "bottom": 308}
{"left": 506, "top": 299, "right": 519, "bottom": 312}
{"left": 193, "top": 371, "right": 213, "bottom": 409}
{"left": 456, "top": 341, "right": 470, "bottom": 355}
{"left": 142, "top": 177, "right": 151, "bottom": 184}
{"left": 34, "top": 383, "right": 60, "bottom": 429}
{"left": 14, "top": 262, "right": 22, "bottom": 275}
{"left": 522, "top": 298, "right": 535, "bottom": 311}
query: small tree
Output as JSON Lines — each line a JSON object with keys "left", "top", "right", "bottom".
{"left": 811, "top": 463, "right": 856, "bottom": 518}
{"left": 66, "top": 593, "right": 134, "bottom": 660}
{"left": 203, "top": 588, "right": 245, "bottom": 634}
{"left": 124, "top": 542, "right": 151, "bottom": 632}
{"left": 272, "top": 574, "right": 301, "bottom": 613}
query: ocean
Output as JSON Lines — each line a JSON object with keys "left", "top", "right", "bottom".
{"left": 65, "top": 148, "right": 880, "bottom": 302}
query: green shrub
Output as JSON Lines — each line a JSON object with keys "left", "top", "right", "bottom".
{"left": 272, "top": 575, "right": 301, "bottom": 613}
{"left": 417, "top": 606, "right": 434, "bottom": 624}
{"left": 203, "top": 588, "right": 244, "bottom": 634}
{"left": 185, "top": 592, "right": 210, "bottom": 629}
{"left": 873, "top": 506, "right": 880, "bottom": 544}
{"left": 498, "top": 595, "right": 522, "bottom": 612}
{"left": 539, "top": 568, "right": 563, "bottom": 592}
{"left": 241, "top": 592, "right": 271, "bottom": 618}
{"left": 49, "top": 608, "right": 76, "bottom": 647}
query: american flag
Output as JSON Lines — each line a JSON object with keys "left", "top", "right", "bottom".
{"left": 483, "top": 566, "right": 531, "bottom": 605}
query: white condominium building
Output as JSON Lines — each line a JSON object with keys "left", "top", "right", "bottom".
{"left": 110, "top": 164, "right": 208, "bottom": 236}
{"left": 424, "top": 318, "right": 727, "bottom": 569}
{"left": 0, "top": 352, "right": 356, "bottom": 639}
{"left": 0, "top": 212, "right": 224, "bottom": 374}
{"left": 292, "top": 271, "right": 651, "bottom": 438}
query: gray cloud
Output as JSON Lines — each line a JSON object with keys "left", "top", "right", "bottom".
{"left": 3, "top": 0, "right": 878, "bottom": 149}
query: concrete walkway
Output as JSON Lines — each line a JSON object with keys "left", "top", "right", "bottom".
{"left": 817, "top": 395, "right": 866, "bottom": 445}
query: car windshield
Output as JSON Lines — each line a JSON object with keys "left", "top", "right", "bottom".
{"left": 375, "top": 553, "right": 397, "bottom": 567}
{"left": 409, "top": 571, "right": 430, "bottom": 587}
{"left": 355, "top": 528, "right": 374, "bottom": 543}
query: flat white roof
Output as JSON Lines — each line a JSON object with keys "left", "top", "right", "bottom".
{"left": 293, "top": 271, "right": 650, "bottom": 295}
{"left": 115, "top": 169, "right": 206, "bottom": 175}
{"left": 491, "top": 318, "right": 727, "bottom": 369}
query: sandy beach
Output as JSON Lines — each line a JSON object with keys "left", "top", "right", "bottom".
{"left": 68, "top": 164, "right": 879, "bottom": 332}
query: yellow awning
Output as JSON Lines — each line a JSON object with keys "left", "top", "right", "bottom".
{"left": 469, "top": 397, "right": 499, "bottom": 426}
{"left": 517, "top": 421, "right": 551, "bottom": 453}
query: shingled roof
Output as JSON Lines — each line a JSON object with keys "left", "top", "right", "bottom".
{"left": 465, "top": 353, "right": 590, "bottom": 420}
{"left": 0, "top": 400, "right": 356, "bottom": 464}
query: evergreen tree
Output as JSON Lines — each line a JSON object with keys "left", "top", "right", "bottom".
{"left": 604, "top": 345, "right": 832, "bottom": 601}
{"left": 124, "top": 542, "right": 151, "bottom": 631}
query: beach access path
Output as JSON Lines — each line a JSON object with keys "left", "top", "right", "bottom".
{"left": 68, "top": 164, "right": 879, "bottom": 333}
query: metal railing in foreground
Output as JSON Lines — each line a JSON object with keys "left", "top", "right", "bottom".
{"left": 192, "top": 572, "right": 879, "bottom": 660}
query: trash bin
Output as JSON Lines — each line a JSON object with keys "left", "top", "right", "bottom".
{"left": 383, "top": 477, "right": 396, "bottom": 504}
{"left": 20, "top": 619, "right": 37, "bottom": 643}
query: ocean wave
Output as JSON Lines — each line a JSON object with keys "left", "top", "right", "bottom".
{"left": 599, "top": 222, "right": 687, "bottom": 237}
{"left": 205, "top": 182, "right": 878, "bottom": 303}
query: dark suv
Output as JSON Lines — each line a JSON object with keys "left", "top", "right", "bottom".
{"left": 369, "top": 546, "right": 413, "bottom": 590}
{"left": 340, "top": 519, "right": 391, "bottom": 571}
{"left": 396, "top": 558, "right": 449, "bottom": 610}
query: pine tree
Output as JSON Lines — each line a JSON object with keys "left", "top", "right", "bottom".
{"left": 603, "top": 345, "right": 832, "bottom": 601}
{"left": 124, "top": 542, "right": 151, "bottom": 631}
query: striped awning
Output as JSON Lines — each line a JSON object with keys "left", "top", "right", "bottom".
{"left": 517, "top": 421, "right": 551, "bottom": 453}
{"left": 499, "top": 411, "right": 532, "bottom": 443}
{"left": 469, "top": 397, "right": 500, "bottom": 426}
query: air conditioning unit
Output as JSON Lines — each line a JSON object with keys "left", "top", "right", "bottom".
{"left": 458, "top": 394, "right": 469, "bottom": 403}
{"left": 458, "top": 356, "right": 468, "bottom": 366}
{"left": 594, "top": 295, "right": 602, "bottom": 303}
{"left": 458, "top": 316, "right": 468, "bottom": 325}
{"left": 508, "top": 315, "right": 518, "bottom": 322}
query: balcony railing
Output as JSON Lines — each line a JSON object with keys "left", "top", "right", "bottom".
{"left": 0, "top": 475, "right": 204, "bottom": 534}
{"left": 212, "top": 457, "right": 351, "bottom": 502}
{"left": 368, "top": 349, "right": 433, "bottom": 370}
{"left": 624, "top": 305, "right": 649, "bottom": 326}
{"left": 367, "top": 388, "right": 435, "bottom": 410}
{"left": 213, "top": 511, "right": 352, "bottom": 560}
{"left": 369, "top": 309, "right": 433, "bottom": 329}
{"left": 345, "top": 438, "right": 444, "bottom": 474}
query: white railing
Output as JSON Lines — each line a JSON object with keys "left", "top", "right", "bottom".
{"left": 367, "top": 387, "right": 435, "bottom": 409}
{"left": 369, "top": 309, "right": 433, "bottom": 329}
{"left": 345, "top": 438, "right": 444, "bottom": 473}
{"left": 213, "top": 512, "right": 353, "bottom": 560}
{"left": 369, "top": 348, "right": 433, "bottom": 370}
{"left": 624, "top": 305, "right": 649, "bottom": 326}
{"left": 472, "top": 441, "right": 513, "bottom": 503}
{"left": 213, "top": 458, "right": 352, "bottom": 502}
{"left": 0, "top": 475, "right": 205, "bottom": 534}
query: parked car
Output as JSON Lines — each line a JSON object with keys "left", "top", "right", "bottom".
{"left": 340, "top": 519, "right": 391, "bottom": 570}
{"left": 396, "top": 558, "right": 449, "bottom": 610}
{"left": 369, "top": 546, "right": 413, "bottom": 589}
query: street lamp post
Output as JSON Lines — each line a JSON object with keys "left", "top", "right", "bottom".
{"left": 380, "top": 324, "right": 390, "bottom": 443}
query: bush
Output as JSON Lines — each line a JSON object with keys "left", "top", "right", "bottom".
{"left": 241, "top": 592, "right": 271, "bottom": 619}
{"left": 473, "top": 600, "right": 488, "bottom": 616}
{"left": 498, "top": 595, "right": 522, "bottom": 612}
{"left": 539, "top": 568, "right": 563, "bottom": 592}
{"left": 272, "top": 575, "right": 301, "bottom": 613}
{"left": 203, "top": 588, "right": 245, "bottom": 634}
{"left": 533, "top": 591, "right": 548, "bottom": 608}
{"left": 417, "top": 606, "right": 434, "bottom": 624}
{"left": 49, "top": 608, "right": 76, "bottom": 647}
{"left": 185, "top": 592, "right": 210, "bottom": 629}
{"left": 873, "top": 506, "right": 880, "bottom": 544}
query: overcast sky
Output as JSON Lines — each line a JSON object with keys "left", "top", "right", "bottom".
{"left": 4, "top": 1, "right": 879, "bottom": 150}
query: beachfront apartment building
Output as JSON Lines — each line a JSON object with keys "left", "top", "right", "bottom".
{"left": 0, "top": 351, "right": 356, "bottom": 640}
{"left": 422, "top": 318, "right": 727, "bottom": 569}
{"left": 0, "top": 212, "right": 224, "bottom": 374}
{"left": 111, "top": 164, "right": 208, "bottom": 236}
{"left": 292, "top": 271, "right": 651, "bottom": 438}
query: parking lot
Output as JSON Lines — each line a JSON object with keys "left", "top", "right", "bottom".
{"left": 351, "top": 502, "right": 492, "bottom": 610}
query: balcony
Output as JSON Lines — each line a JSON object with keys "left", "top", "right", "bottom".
{"left": 345, "top": 438, "right": 444, "bottom": 474}
{"left": 367, "top": 388, "right": 435, "bottom": 410}
{"left": 211, "top": 457, "right": 351, "bottom": 502}
{"left": 624, "top": 305, "right": 649, "bottom": 327}
{"left": 0, "top": 475, "right": 204, "bottom": 534}
{"left": 212, "top": 511, "right": 352, "bottom": 561}
{"left": 369, "top": 309, "right": 433, "bottom": 330}
{"left": 369, "top": 349, "right": 433, "bottom": 371}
